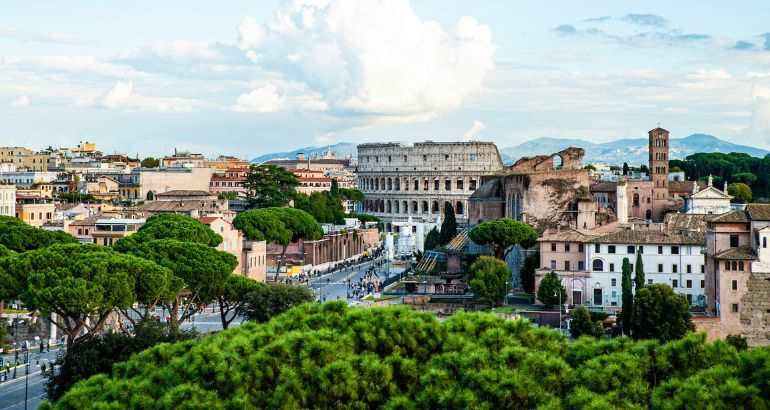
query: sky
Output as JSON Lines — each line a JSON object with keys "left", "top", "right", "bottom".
{"left": 3, "top": 0, "right": 770, "bottom": 158}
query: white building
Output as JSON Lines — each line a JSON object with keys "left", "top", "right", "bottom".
{"left": 585, "top": 229, "right": 706, "bottom": 309}
{"left": 0, "top": 171, "right": 58, "bottom": 188}
{"left": 686, "top": 176, "right": 733, "bottom": 215}
{"left": 0, "top": 184, "right": 15, "bottom": 217}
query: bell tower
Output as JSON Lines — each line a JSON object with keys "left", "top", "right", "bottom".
{"left": 649, "top": 127, "right": 669, "bottom": 220}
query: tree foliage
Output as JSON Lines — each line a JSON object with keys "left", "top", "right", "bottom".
{"left": 728, "top": 182, "right": 753, "bottom": 204}
{"left": 294, "top": 191, "right": 346, "bottom": 224}
{"left": 234, "top": 207, "right": 323, "bottom": 272}
{"left": 469, "top": 256, "right": 511, "bottom": 306}
{"left": 0, "top": 216, "right": 77, "bottom": 253}
{"left": 634, "top": 250, "right": 645, "bottom": 290}
{"left": 46, "top": 320, "right": 196, "bottom": 401}
{"left": 537, "top": 270, "right": 567, "bottom": 308}
{"left": 620, "top": 257, "right": 634, "bottom": 335}
{"left": 140, "top": 157, "right": 160, "bottom": 168}
{"left": 520, "top": 251, "right": 539, "bottom": 294}
{"left": 337, "top": 188, "right": 364, "bottom": 202}
{"left": 570, "top": 306, "right": 604, "bottom": 339}
{"left": 57, "top": 192, "right": 98, "bottom": 203}
{"left": 49, "top": 304, "right": 770, "bottom": 409}
{"left": 114, "top": 213, "right": 222, "bottom": 252}
{"left": 0, "top": 244, "right": 176, "bottom": 347}
{"left": 424, "top": 227, "right": 440, "bottom": 251}
{"left": 240, "top": 283, "right": 315, "bottom": 323}
{"left": 217, "top": 274, "right": 264, "bottom": 329}
{"left": 670, "top": 152, "right": 770, "bottom": 200}
{"left": 120, "top": 239, "right": 236, "bottom": 326}
{"left": 439, "top": 202, "right": 457, "bottom": 245}
{"left": 469, "top": 218, "right": 538, "bottom": 259}
{"left": 632, "top": 284, "right": 694, "bottom": 342}
{"left": 244, "top": 164, "right": 299, "bottom": 208}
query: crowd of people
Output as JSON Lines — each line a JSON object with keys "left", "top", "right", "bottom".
{"left": 347, "top": 269, "right": 382, "bottom": 300}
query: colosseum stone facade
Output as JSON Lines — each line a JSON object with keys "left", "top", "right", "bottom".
{"left": 357, "top": 141, "right": 504, "bottom": 230}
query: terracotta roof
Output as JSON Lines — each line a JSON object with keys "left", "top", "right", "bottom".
{"left": 705, "top": 210, "right": 749, "bottom": 224}
{"left": 155, "top": 190, "right": 213, "bottom": 197}
{"left": 140, "top": 200, "right": 225, "bottom": 213}
{"left": 70, "top": 215, "right": 101, "bottom": 226}
{"left": 591, "top": 229, "right": 705, "bottom": 245}
{"left": 664, "top": 213, "right": 707, "bottom": 232}
{"left": 539, "top": 228, "right": 600, "bottom": 243}
{"left": 713, "top": 246, "right": 756, "bottom": 260}
{"left": 198, "top": 216, "right": 218, "bottom": 225}
{"left": 669, "top": 180, "right": 702, "bottom": 194}
{"left": 746, "top": 204, "right": 770, "bottom": 221}
{"left": 590, "top": 182, "right": 617, "bottom": 193}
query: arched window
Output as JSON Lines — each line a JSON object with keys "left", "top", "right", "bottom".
{"left": 386, "top": 200, "right": 392, "bottom": 213}
{"left": 387, "top": 178, "right": 392, "bottom": 191}
{"left": 456, "top": 201, "right": 464, "bottom": 215}
{"left": 412, "top": 201, "right": 418, "bottom": 213}
{"left": 146, "top": 191, "right": 154, "bottom": 200}
{"left": 421, "top": 201, "right": 429, "bottom": 213}
{"left": 632, "top": 193, "right": 640, "bottom": 207}
{"left": 403, "top": 201, "right": 408, "bottom": 214}
{"left": 431, "top": 201, "right": 439, "bottom": 213}
{"left": 375, "top": 179, "right": 379, "bottom": 190}
{"left": 414, "top": 180, "right": 419, "bottom": 191}
{"left": 645, "top": 209, "right": 652, "bottom": 220}
{"left": 592, "top": 259, "right": 604, "bottom": 272}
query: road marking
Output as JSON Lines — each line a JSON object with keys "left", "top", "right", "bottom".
{"left": 0, "top": 393, "right": 45, "bottom": 410}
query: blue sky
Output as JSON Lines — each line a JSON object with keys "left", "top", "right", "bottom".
{"left": 3, "top": 0, "right": 770, "bottom": 158}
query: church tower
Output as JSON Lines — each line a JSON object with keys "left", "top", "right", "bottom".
{"left": 649, "top": 127, "right": 670, "bottom": 220}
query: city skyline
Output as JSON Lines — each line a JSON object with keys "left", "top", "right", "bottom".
{"left": 3, "top": 0, "right": 770, "bottom": 157}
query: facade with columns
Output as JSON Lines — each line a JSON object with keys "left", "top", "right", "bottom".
{"left": 357, "top": 141, "right": 504, "bottom": 230}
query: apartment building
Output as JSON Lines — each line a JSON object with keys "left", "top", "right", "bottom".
{"left": 0, "top": 183, "right": 15, "bottom": 217}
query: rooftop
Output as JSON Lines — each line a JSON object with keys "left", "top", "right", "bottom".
{"left": 591, "top": 228, "right": 705, "bottom": 245}
{"left": 713, "top": 246, "right": 756, "bottom": 260}
{"left": 745, "top": 204, "right": 770, "bottom": 221}
{"left": 155, "top": 190, "right": 214, "bottom": 198}
{"left": 705, "top": 210, "right": 749, "bottom": 224}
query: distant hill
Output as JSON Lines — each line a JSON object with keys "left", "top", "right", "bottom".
{"left": 251, "top": 142, "right": 357, "bottom": 163}
{"left": 501, "top": 134, "right": 769, "bottom": 165}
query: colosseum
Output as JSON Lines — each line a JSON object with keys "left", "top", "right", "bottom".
{"left": 357, "top": 141, "right": 504, "bottom": 230}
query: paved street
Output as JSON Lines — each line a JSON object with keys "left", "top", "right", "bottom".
{"left": 307, "top": 257, "right": 402, "bottom": 302}
{"left": 0, "top": 347, "right": 61, "bottom": 410}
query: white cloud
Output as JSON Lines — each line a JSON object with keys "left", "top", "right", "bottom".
{"left": 11, "top": 95, "right": 30, "bottom": 107}
{"left": 463, "top": 120, "right": 486, "bottom": 140}
{"left": 232, "top": 82, "right": 328, "bottom": 113}
{"left": 236, "top": 0, "right": 495, "bottom": 119}
{"left": 101, "top": 81, "right": 203, "bottom": 112}
{"left": 1, "top": 56, "right": 145, "bottom": 79}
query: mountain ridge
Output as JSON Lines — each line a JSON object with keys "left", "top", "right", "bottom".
{"left": 250, "top": 134, "right": 768, "bottom": 165}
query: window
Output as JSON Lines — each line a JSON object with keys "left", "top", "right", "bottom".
{"left": 456, "top": 179, "right": 464, "bottom": 190}
{"left": 627, "top": 245, "right": 635, "bottom": 254}
{"left": 550, "top": 260, "right": 556, "bottom": 269}
{"left": 609, "top": 263, "right": 615, "bottom": 272}
{"left": 551, "top": 243, "right": 556, "bottom": 252}
{"left": 686, "top": 280, "right": 692, "bottom": 289}
{"left": 732, "top": 261, "right": 738, "bottom": 271}
{"left": 732, "top": 280, "right": 738, "bottom": 290}
{"left": 739, "top": 261, "right": 745, "bottom": 271}
{"left": 422, "top": 154, "right": 427, "bottom": 161}
{"left": 565, "top": 243, "right": 571, "bottom": 252}
{"left": 730, "top": 235, "right": 739, "bottom": 248}
{"left": 611, "top": 278, "right": 617, "bottom": 286}
{"left": 638, "top": 246, "right": 644, "bottom": 254}
{"left": 445, "top": 180, "right": 451, "bottom": 191}
{"left": 608, "top": 245, "right": 616, "bottom": 254}
{"left": 592, "top": 259, "right": 604, "bottom": 272}
{"left": 565, "top": 261, "right": 570, "bottom": 271}
{"left": 658, "top": 264, "right": 663, "bottom": 273}
{"left": 672, "top": 279, "right": 678, "bottom": 288}
{"left": 657, "top": 246, "right": 663, "bottom": 255}
{"left": 725, "top": 261, "right": 731, "bottom": 271}
{"left": 764, "top": 237, "right": 768, "bottom": 248}
{"left": 672, "top": 264, "right": 678, "bottom": 273}
{"left": 687, "top": 264, "right": 692, "bottom": 274}
{"left": 731, "top": 303, "right": 739, "bottom": 313}
{"left": 700, "top": 280, "right": 704, "bottom": 288}
{"left": 648, "top": 279, "right": 653, "bottom": 285}
{"left": 470, "top": 180, "right": 477, "bottom": 190}
{"left": 434, "top": 180, "right": 439, "bottom": 191}
{"left": 578, "top": 261, "right": 585, "bottom": 271}
{"left": 671, "top": 246, "right": 679, "bottom": 254}
{"left": 595, "top": 244, "right": 600, "bottom": 253}
{"left": 579, "top": 244, "right": 584, "bottom": 252}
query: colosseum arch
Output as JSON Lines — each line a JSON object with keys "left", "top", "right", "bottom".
{"left": 431, "top": 201, "right": 439, "bottom": 213}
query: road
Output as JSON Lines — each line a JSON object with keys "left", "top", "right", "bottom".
{"left": 0, "top": 347, "right": 61, "bottom": 410}
{"left": 307, "top": 257, "right": 402, "bottom": 302}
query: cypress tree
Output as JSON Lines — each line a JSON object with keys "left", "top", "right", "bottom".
{"left": 439, "top": 202, "right": 457, "bottom": 245}
{"left": 621, "top": 257, "right": 634, "bottom": 335}
{"left": 634, "top": 250, "right": 645, "bottom": 290}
